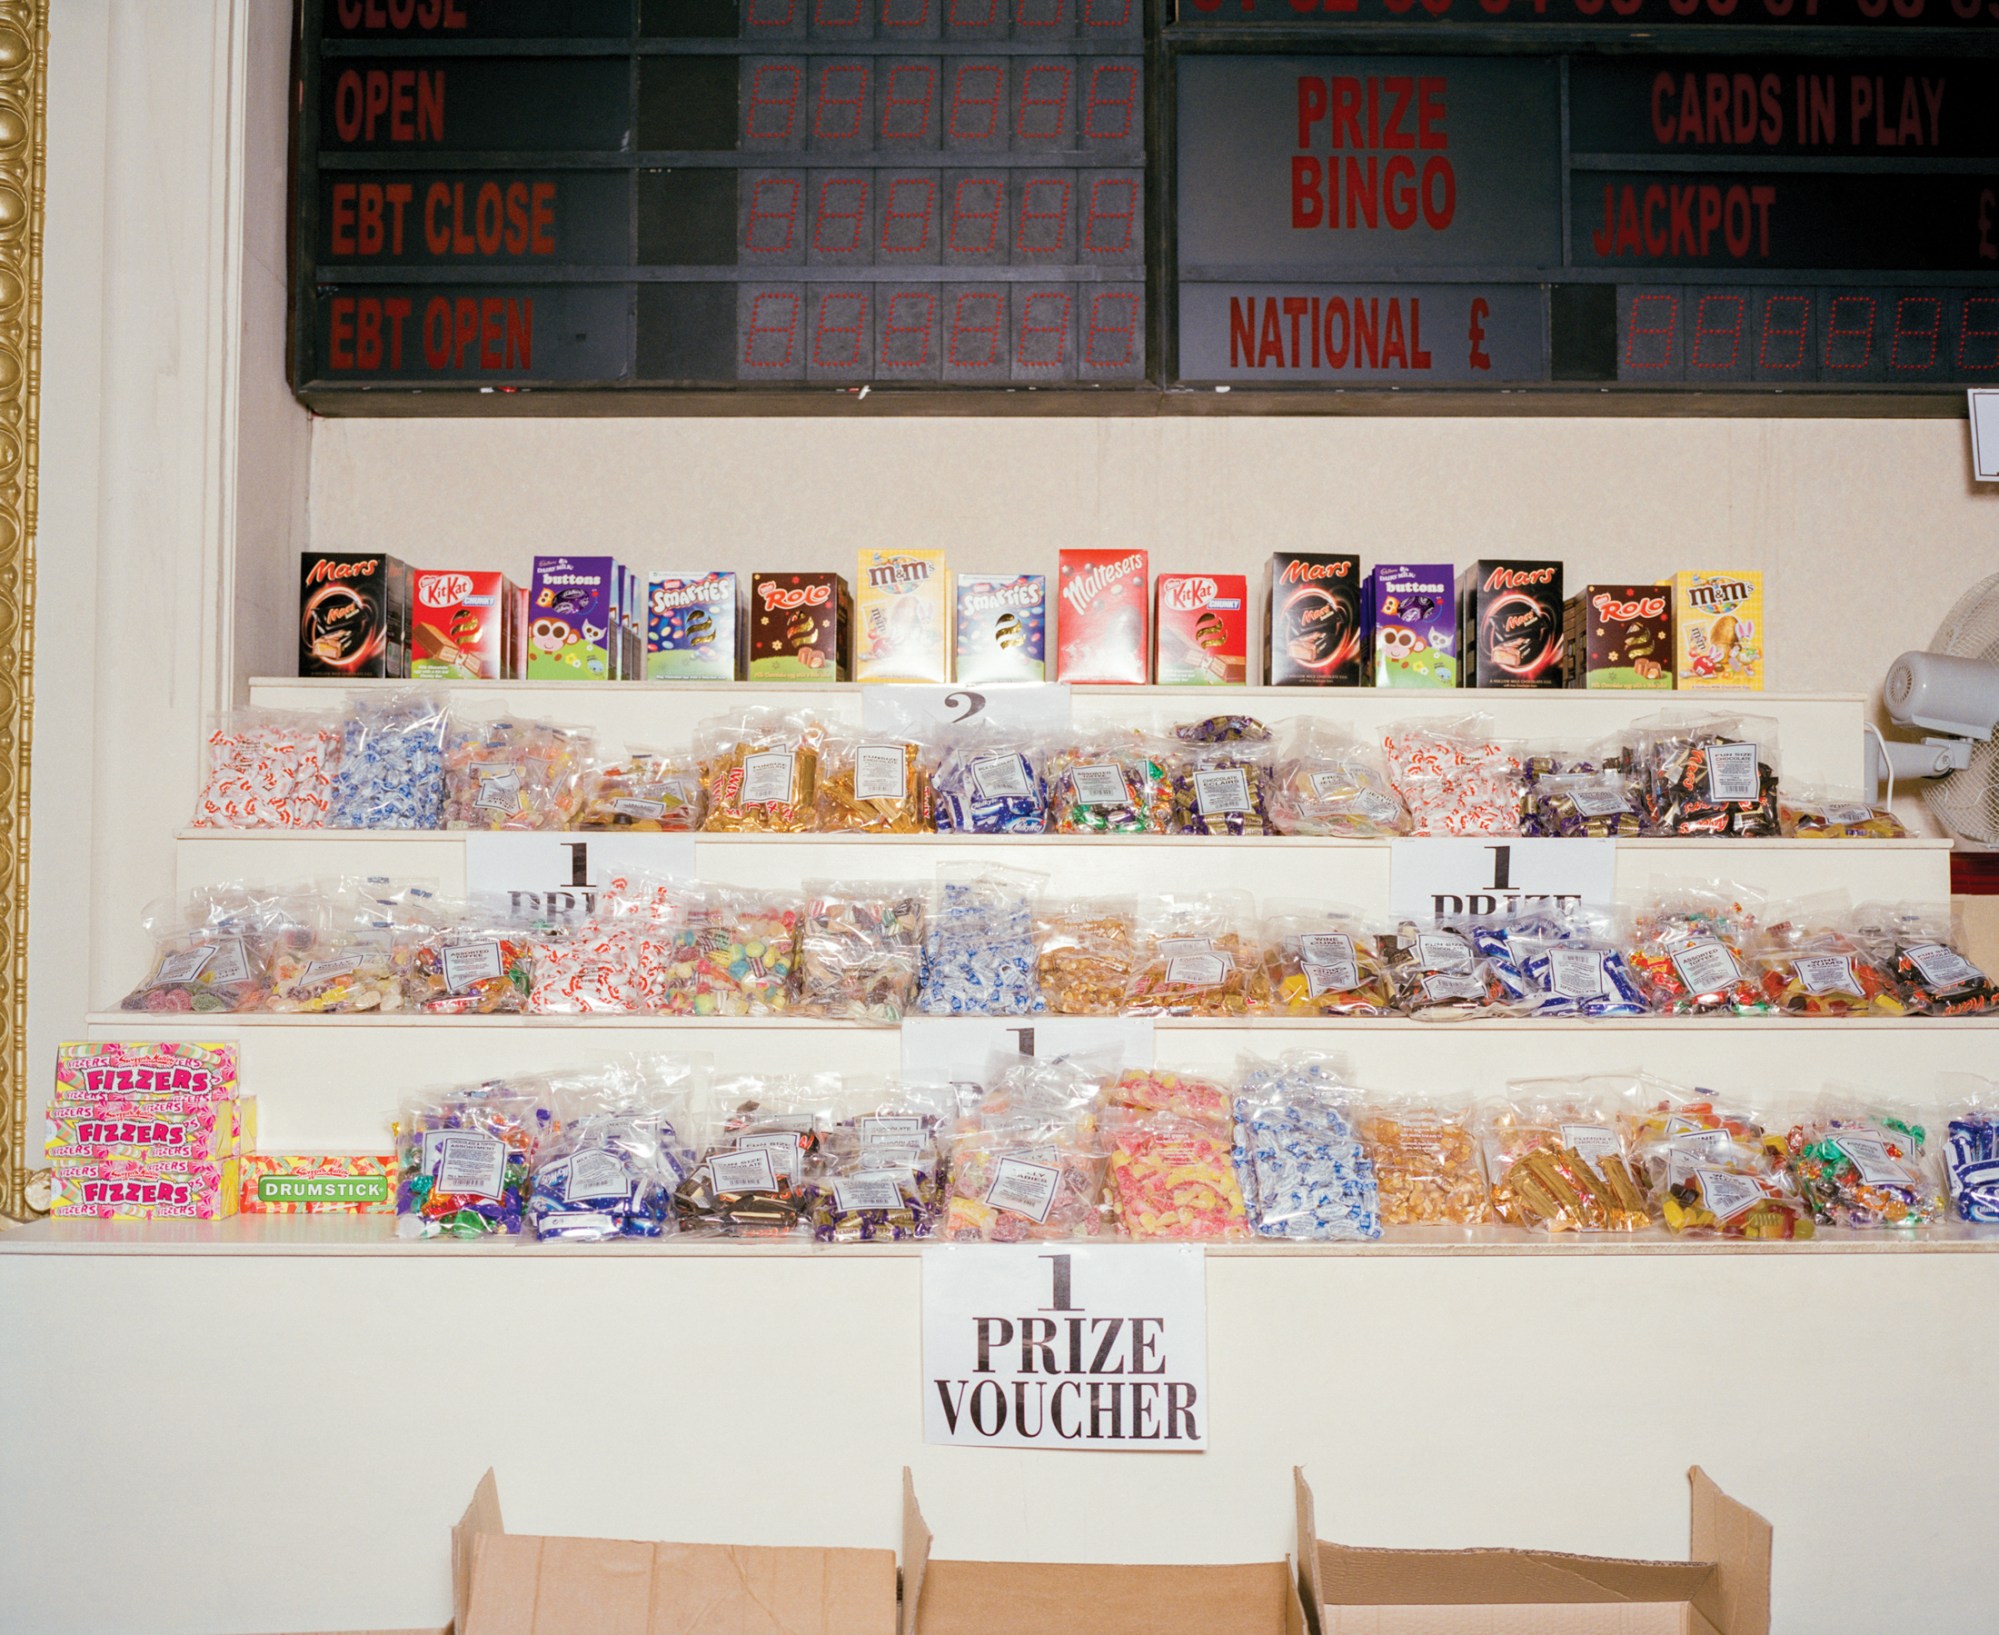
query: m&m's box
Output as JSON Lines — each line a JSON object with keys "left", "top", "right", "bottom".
{"left": 748, "top": 572, "right": 851, "bottom": 679}
{"left": 646, "top": 572, "right": 740, "bottom": 680}
{"left": 1675, "top": 570, "right": 1764, "bottom": 690}
{"left": 856, "top": 549, "right": 950, "bottom": 684}
{"left": 1057, "top": 549, "right": 1148, "bottom": 684}
{"left": 1155, "top": 574, "right": 1248, "bottom": 685}
{"left": 955, "top": 575, "right": 1045, "bottom": 684}
{"left": 411, "top": 570, "right": 521, "bottom": 680}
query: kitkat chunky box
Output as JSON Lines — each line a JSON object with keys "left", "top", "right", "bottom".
{"left": 411, "top": 569, "right": 519, "bottom": 680}
{"left": 1057, "top": 549, "right": 1148, "bottom": 684}
{"left": 856, "top": 548, "right": 950, "bottom": 683}
{"left": 1265, "top": 552, "right": 1362, "bottom": 686}
{"left": 527, "top": 556, "right": 622, "bottom": 680}
{"left": 1155, "top": 573, "right": 1248, "bottom": 684}
{"left": 955, "top": 574, "right": 1045, "bottom": 684}
{"left": 1459, "top": 559, "right": 1565, "bottom": 688}
{"left": 646, "top": 572, "right": 740, "bottom": 680}
{"left": 298, "top": 551, "right": 410, "bottom": 678}
{"left": 749, "top": 572, "right": 851, "bottom": 679}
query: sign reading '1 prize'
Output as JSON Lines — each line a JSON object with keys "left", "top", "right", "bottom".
{"left": 923, "top": 1245, "right": 1207, "bottom": 1451}
{"left": 1175, "top": 57, "right": 1559, "bottom": 384}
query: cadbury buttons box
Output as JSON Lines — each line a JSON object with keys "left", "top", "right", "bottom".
{"left": 1265, "top": 552, "right": 1362, "bottom": 686}
{"left": 1675, "top": 570, "right": 1764, "bottom": 690}
{"left": 646, "top": 573, "right": 740, "bottom": 680}
{"left": 299, "top": 552, "right": 410, "bottom": 678}
{"left": 1057, "top": 549, "right": 1148, "bottom": 684}
{"left": 955, "top": 575, "right": 1045, "bottom": 684}
{"left": 1156, "top": 574, "right": 1248, "bottom": 685}
{"left": 527, "top": 556, "right": 623, "bottom": 680}
{"left": 1564, "top": 585, "right": 1673, "bottom": 689}
{"left": 748, "top": 572, "right": 851, "bottom": 679}
{"left": 856, "top": 549, "right": 950, "bottom": 684}
{"left": 1365, "top": 564, "right": 1455, "bottom": 687}
{"left": 1459, "top": 559, "right": 1565, "bottom": 688}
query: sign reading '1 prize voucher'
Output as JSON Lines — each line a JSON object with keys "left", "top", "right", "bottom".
{"left": 923, "top": 1245, "right": 1208, "bottom": 1451}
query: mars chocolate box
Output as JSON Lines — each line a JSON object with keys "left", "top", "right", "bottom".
{"left": 856, "top": 549, "right": 950, "bottom": 684}
{"left": 1155, "top": 573, "right": 1248, "bottom": 685}
{"left": 411, "top": 570, "right": 519, "bottom": 680}
{"left": 1057, "top": 549, "right": 1149, "bottom": 684}
{"left": 749, "top": 572, "right": 851, "bottom": 679}
{"left": 1459, "top": 559, "right": 1565, "bottom": 688}
{"left": 299, "top": 552, "right": 410, "bottom": 678}
{"left": 1265, "top": 552, "right": 1361, "bottom": 686}
{"left": 1364, "top": 563, "right": 1455, "bottom": 687}
{"left": 527, "top": 556, "right": 623, "bottom": 681}
{"left": 955, "top": 574, "right": 1045, "bottom": 684}
{"left": 1565, "top": 585, "right": 1673, "bottom": 689}
{"left": 646, "top": 572, "right": 740, "bottom": 680}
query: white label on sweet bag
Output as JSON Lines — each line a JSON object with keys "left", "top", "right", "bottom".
{"left": 1068, "top": 763, "right": 1131, "bottom": 807}
{"left": 734, "top": 1131, "right": 802, "bottom": 1181}
{"left": 300, "top": 953, "right": 366, "bottom": 986}
{"left": 1907, "top": 942, "right": 1983, "bottom": 989}
{"left": 971, "top": 754, "right": 1033, "bottom": 800}
{"left": 1696, "top": 1168, "right": 1766, "bottom": 1222}
{"left": 435, "top": 1133, "right": 506, "bottom": 1202}
{"left": 1816, "top": 803, "right": 1875, "bottom": 826}
{"left": 154, "top": 947, "right": 218, "bottom": 986}
{"left": 833, "top": 1172, "right": 912, "bottom": 1212}
{"left": 739, "top": 751, "right": 797, "bottom": 806}
{"left": 1421, "top": 973, "right": 1485, "bottom": 1002}
{"left": 1299, "top": 932, "right": 1356, "bottom": 967}
{"left": 986, "top": 1157, "right": 1061, "bottom": 1223}
{"left": 1548, "top": 948, "right": 1607, "bottom": 999}
{"left": 1705, "top": 741, "right": 1761, "bottom": 803}
{"left": 204, "top": 939, "right": 252, "bottom": 985}
{"left": 1794, "top": 954, "right": 1863, "bottom": 996}
{"left": 475, "top": 769, "right": 522, "bottom": 813}
{"left": 708, "top": 1148, "right": 780, "bottom": 1194}
{"left": 1668, "top": 1125, "right": 1734, "bottom": 1158}
{"left": 853, "top": 745, "right": 908, "bottom": 803}
{"left": 564, "top": 1148, "right": 631, "bottom": 1202}
{"left": 1303, "top": 960, "right": 1359, "bottom": 996}
{"left": 1833, "top": 1133, "right": 1907, "bottom": 1186}
{"left": 1671, "top": 940, "right": 1742, "bottom": 994}
{"left": 1166, "top": 954, "right": 1228, "bottom": 987}
{"left": 1567, "top": 786, "right": 1632, "bottom": 818}
{"left": 611, "top": 797, "right": 669, "bottom": 820}
{"left": 1193, "top": 768, "right": 1252, "bottom": 816}
{"left": 442, "top": 940, "right": 505, "bottom": 993}
{"left": 1306, "top": 772, "right": 1353, "bottom": 802}
{"left": 1416, "top": 932, "right": 1472, "bottom": 972}
{"left": 858, "top": 1115, "right": 926, "bottom": 1147}
{"left": 1560, "top": 1123, "right": 1621, "bottom": 1163}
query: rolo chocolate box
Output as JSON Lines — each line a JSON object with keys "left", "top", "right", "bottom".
{"left": 1459, "top": 559, "right": 1565, "bottom": 688}
{"left": 1564, "top": 584, "right": 1673, "bottom": 689}
{"left": 749, "top": 572, "right": 851, "bottom": 679}
{"left": 299, "top": 552, "right": 410, "bottom": 678}
{"left": 1057, "top": 549, "right": 1148, "bottom": 684}
{"left": 1265, "top": 552, "right": 1361, "bottom": 686}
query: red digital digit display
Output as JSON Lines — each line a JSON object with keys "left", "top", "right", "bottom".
{"left": 948, "top": 62, "right": 1005, "bottom": 142}
{"left": 743, "top": 291, "right": 802, "bottom": 370}
{"left": 1758, "top": 294, "right": 1811, "bottom": 373}
{"left": 745, "top": 64, "right": 803, "bottom": 145}
{"left": 1084, "top": 176, "right": 1139, "bottom": 256}
{"left": 1015, "top": 63, "right": 1073, "bottom": 143}
{"left": 950, "top": 290, "right": 1006, "bottom": 365}
{"left": 813, "top": 291, "right": 869, "bottom": 368}
{"left": 881, "top": 63, "right": 936, "bottom": 142}
{"left": 812, "top": 175, "right": 871, "bottom": 256}
{"left": 747, "top": 0, "right": 799, "bottom": 28}
{"left": 1690, "top": 293, "right": 1743, "bottom": 371}
{"left": 881, "top": 290, "right": 939, "bottom": 367}
{"left": 880, "top": 175, "right": 938, "bottom": 255}
{"left": 743, "top": 176, "right": 802, "bottom": 258}
{"left": 1962, "top": 297, "right": 1999, "bottom": 373}
{"left": 948, "top": 176, "right": 1005, "bottom": 253}
{"left": 1824, "top": 294, "right": 1876, "bottom": 373}
{"left": 1017, "top": 176, "right": 1072, "bottom": 255}
{"left": 1085, "top": 289, "right": 1141, "bottom": 368}
{"left": 813, "top": 63, "right": 871, "bottom": 141}
{"left": 1624, "top": 292, "right": 1678, "bottom": 371}
{"left": 1018, "top": 288, "right": 1073, "bottom": 368}
{"left": 1890, "top": 295, "right": 1942, "bottom": 372}
{"left": 1083, "top": 62, "right": 1139, "bottom": 142}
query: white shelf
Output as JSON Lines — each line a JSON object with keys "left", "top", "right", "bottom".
{"left": 6, "top": 1215, "right": 1996, "bottom": 1258}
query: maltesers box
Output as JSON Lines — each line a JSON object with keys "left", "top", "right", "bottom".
{"left": 749, "top": 572, "right": 851, "bottom": 679}
{"left": 646, "top": 572, "right": 740, "bottom": 680}
{"left": 1296, "top": 1466, "right": 1770, "bottom": 1635}
{"left": 454, "top": 1469, "right": 898, "bottom": 1635}
{"left": 50, "top": 1157, "right": 241, "bottom": 1220}
{"left": 857, "top": 549, "right": 951, "bottom": 683}
{"left": 1364, "top": 563, "right": 1456, "bottom": 687}
{"left": 1675, "top": 570, "right": 1765, "bottom": 690}
{"left": 1459, "top": 559, "right": 1566, "bottom": 688}
{"left": 299, "top": 552, "right": 410, "bottom": 678}
{"left": 410, "top": 570, "right": 520, "bottom": 680}
{"left": 1265, "top": 552, "right": 1362, "bottom": 686}
{"left": 527, "top": 556, "right": 624, "bottom": 681}
{"left": 1565, "top": 584, "right": 1674, "bottom": 689}
{"left": 239, "top": 1153, "right": 396, "bottom": 1214}
{"left": 902, "top": 1471, "right": 1303, "bottom": 1635}
{"left": 1057, "top": 549, "right": 1148, "bottom": 684}
{"left": 1155, "top": 573, "right": 1248, "bottom": 685}
{"left": 955, "top": 574, "right": 1046, "bottom": 684}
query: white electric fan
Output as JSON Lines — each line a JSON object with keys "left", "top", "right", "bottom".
{"left": 1872, "top": 572, "right": 1999, "bottom": 846}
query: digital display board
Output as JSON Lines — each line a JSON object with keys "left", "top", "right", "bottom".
{"left": 295, "top": 0, "right": 1146, "bottom": 391}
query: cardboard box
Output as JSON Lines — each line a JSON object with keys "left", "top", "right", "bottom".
{"left": 857, "top": 549, "right": 952, "bottom": 683}
{"left": 1675, "top": 571, "right": 1764, "bottom": 690}
{"left": 45, "top": 1095, "right": 252, "bottom": 1163}
{"left": 239, "top": 1153, "right": 397, "bottom": 1213}
{"left": 411, "top": 570, "right": 520, "bottom": 680}
{"left": 955, "top": 574, "right": 1046, "bottom": 684}
{"left": 528, "top": 556, "right": 625, "bottom": 680}
{"left": 1156, "top": 573, "right": 1249, "bottom": 685}
{"left": 1057, "top": 549, "right": 1149, "bottom": 684}
{"left": 50, "top": 1156, "right": 241, "bottom": 1220}
{"left": 646, "top": 572, "right": 741, "bottom": 681}
{"left": 55, "top": 1040, "right": 238, "bottom": 1102}
{"left": 1565, "top": 585, "right": 1674, "bottom": 689}
{"left": 1364, "top": 563, "right": 1456, "bottom": 688}
{"left": 749, "top": 572, "right": 852, "bottom": 680}
{"left": 903, "top": 1471, "right": 1302, "bottom": 1635}
{"left": 1295, "top": 1467, "right": 1769, "bottom": 1635}
{"left": 299, "top": 552, "right": 410, "bottom": 678}
{"left": 1459, "top": 559, "right": 1566, "bottom": 688}
{"left": 452, "top": 1470, "right": 898, "bottom": 1635}
{"left": 1266, "top": 553, "right": 1362, "bottom": 687}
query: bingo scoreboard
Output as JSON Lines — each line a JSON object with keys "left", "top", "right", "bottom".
{"left": 293, "top": 0, "right": 1999, "bottom": 403}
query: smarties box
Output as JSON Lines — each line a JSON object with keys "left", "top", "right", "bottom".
{"left": 1057, "top": 549, "right": 1149, "bottom": 684}
{"left": 857, "top": 548, "right": 951, "bottom": 684}
{"left": 1676, "top": 570, "right": 1765, "bottom": 690}
{"left": 1156, "top": 573, "right": 1248, "bottom": 685}
{"left": 749, "top": 572, "right": 851, "bottom": 679}
{"left": 1564, "top": 584, "right": 1673, "bottom": 689}
{"left": 1459, "top": 559, "right": 1565, "bottom": 688}
{"left": 527, "top": 556, "right": 623, "bottom": 680}
{"left": 955, "top": 574, "right": 1046, "bottom": 684}
{"left": 298, "top": 551, "right": 409, "bottom": 678}
{"left": 1265, "top": 552, "right": 1361, "bottom": 686}
{"left": 646, "top": 572, "right": 740, "bottom": 680}
{"left": 410, "top": 569, "right": 520, "bottom": 680}
{"left": 1364, "top": 563, "right": 1456, "bottom": 687}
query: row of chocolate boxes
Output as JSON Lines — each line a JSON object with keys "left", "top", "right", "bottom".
{"left": 300, "top": 552, "right": 1765, "bottom": 692}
